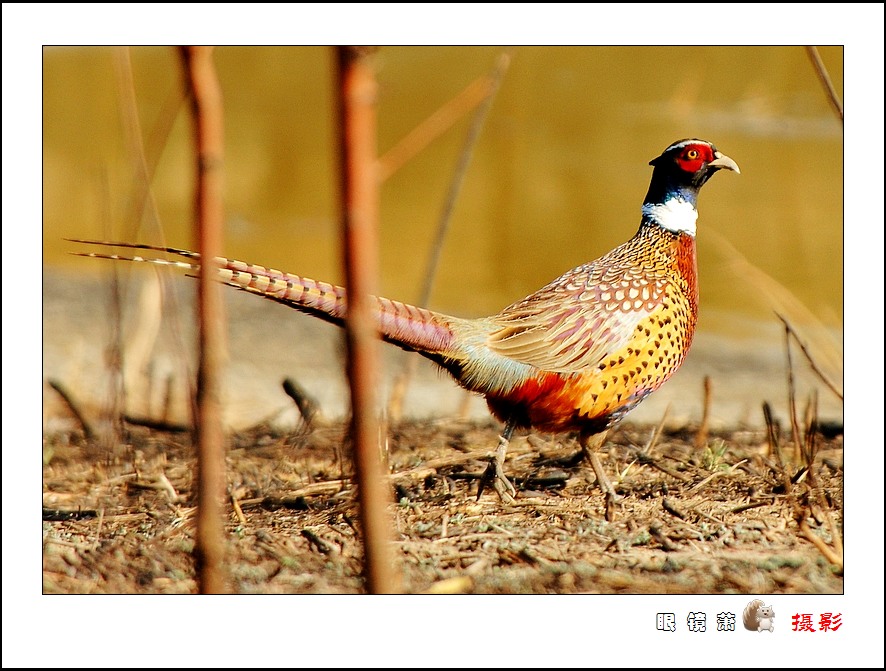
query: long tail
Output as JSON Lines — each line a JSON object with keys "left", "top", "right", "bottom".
{"left": 70, "top": 240, "right": 457, "bottom": 357}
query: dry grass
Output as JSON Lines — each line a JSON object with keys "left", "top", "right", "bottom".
{"left": 42, "top": 417, "right": 843, "bottom": 594}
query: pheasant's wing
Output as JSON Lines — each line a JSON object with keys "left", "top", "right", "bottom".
{"left": 487, "top": 263, "right": 670, "bottom": 373}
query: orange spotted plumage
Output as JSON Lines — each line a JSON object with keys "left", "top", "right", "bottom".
{"left": 74, "top": 138, "right": 739, "bottom": 501}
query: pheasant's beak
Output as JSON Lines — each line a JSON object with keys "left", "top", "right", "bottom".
{"left": 709, "top": 152, "right": 740, "bottom": 174}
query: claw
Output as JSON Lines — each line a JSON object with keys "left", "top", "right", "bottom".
{"left": 477, "top": 431, "right": 517, "bottom": 502}
{"left": 477, "top": 456, "right": 516, "bottom": 502}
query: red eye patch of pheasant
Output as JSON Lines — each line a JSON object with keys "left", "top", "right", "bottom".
{"left": 675, "top": 144, "right": 714, "bottom": 173}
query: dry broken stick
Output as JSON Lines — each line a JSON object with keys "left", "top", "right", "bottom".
{"left": 123, "top": 414, "right": 191, "bottom": 433}
{"left": 47, "top": 379, "right": 96, "bottom": 441}
{"left": 282, "top": 377, "right": 323, "bottom": 427}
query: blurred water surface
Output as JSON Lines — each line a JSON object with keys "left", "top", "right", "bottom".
{"left": 43, "top": 46, "right": 843, "bottom": 375}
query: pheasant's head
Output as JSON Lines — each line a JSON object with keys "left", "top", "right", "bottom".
{"left": 641, "top": 139, "right": 740, "bottom": 236}
{"left": 645, "top": 139, "right": 739, "bottom": 204}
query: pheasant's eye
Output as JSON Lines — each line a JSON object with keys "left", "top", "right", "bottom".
{"left": 686, "top": 149, "right": 699, "bottom": 160}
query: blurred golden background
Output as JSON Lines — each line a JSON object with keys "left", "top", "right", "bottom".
{"left": 42, "top": 46, "right": 843, "bottom": 427}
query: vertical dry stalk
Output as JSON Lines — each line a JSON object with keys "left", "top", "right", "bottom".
{"left": 102, "top": 244, "right": 126, "bottom": 450}
{"left": 113, "top": 47, "right": 156, "bottom": 241}
{"left": 694, "top": 376, "right": 712, "bottom": 449}
{"left": 336, "top": 46, "right": 400, "bottom": 594}
{"left": 181, "top": 45, "right": 228, "bottom": 594}
{"left": 98, "top": 171, "right": 126, "bottom": 452}
{"left": 763, "top": 402, "right": 796, "bottom": 511}
{"left": 114, "top": 47, "right": 197, "bottom": 427}
{"left": 783, "top": 322, "right": 803, "bottom": 464}
{"left": 802, "top": 390, "right": 819, "bottom": 486}
{"left": 761, "top": 402, "right": 777, "bottom": 459}
{"left": 114, "top": 46, "right": 188, "bottom": 242}
{"left": 110, "top": 54, "right": 197, "bottom": 425}
{"left": 162, "top": 373, "right": 174, "bottom": 423}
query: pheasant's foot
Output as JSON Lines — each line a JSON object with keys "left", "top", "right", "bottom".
{"left": 477, "top": 434, "right": 516, "bottom": 502}
{"left": 584, "top": 447, "right": 621, "bottom": 501}
{"left": 477, "top": 455, "right": 516, "bottom": 502}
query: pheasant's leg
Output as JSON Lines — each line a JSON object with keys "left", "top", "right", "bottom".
{"left": 580, "top": 431, "right": 618, "bottom": 498}
{"left": 478, "top": 418, "right": 517, "bottom": 502}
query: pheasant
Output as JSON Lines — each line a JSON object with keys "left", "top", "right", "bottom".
{"left": 74, "top": 138, "right": 739, "bottom": 502}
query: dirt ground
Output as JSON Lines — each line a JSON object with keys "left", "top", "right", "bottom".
{"left": 40, "top": 270, "right": 844, "bottom": 595}
{"left": 42, "top": 414, "right": 843, "bottom": 595}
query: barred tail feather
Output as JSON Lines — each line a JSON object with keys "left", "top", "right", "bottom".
{"left": 70, "top": 240, "right": 456, "bottom": 356}
{"left": 374, "top": 297, "right": 455, "bottom": 354}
